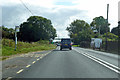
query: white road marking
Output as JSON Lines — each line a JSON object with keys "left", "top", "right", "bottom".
{"left": 84, "top": 53, "right": 120, "bottom": 74}
{"left": 84, "top": 53, "right": 120, "bottom": 70}
{"left": 74, "top": 48, "right": 120, "bottom": 74}
{"left": 26, "top": 65, "right": 31, "bottom": 68}
{"left": 32, "top": 61, "right": 36, "bottom": 64}
{"left": 6, "top": 77, "right": 12, "bottom": 80}
{"left": 37, "top": 58, "right": 40, "bottom": 61}
{"left": 16, "top": 69, "right": 24, "bottom": 74}
{"left": 15, "top": 51, "right": 52, "bottom": 75}
{"left": 37, "top": 55, "right": 39, "bottom": 57}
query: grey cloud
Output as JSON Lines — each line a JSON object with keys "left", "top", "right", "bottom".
{"left": 34, "top": 7, "right": 87, "bottom": 31}
{"left": 2, "top": 4, "right": 88, "bottom": 37}
{"left": 2, "top": 5, "right": 30, "bottom": 28}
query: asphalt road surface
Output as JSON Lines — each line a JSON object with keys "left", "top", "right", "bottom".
{"left": 4, "top": 47, "right": 119, "bottom": 79}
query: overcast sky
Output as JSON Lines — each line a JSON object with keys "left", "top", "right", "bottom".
{"left": 1, "top": 0, "right": 119, "bottom": 38}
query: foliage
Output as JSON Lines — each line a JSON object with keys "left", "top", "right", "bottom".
{"left": 66, "top": 19, "right": 92, "bottom": 45}
{"left": 2, "top": 38, "right": 56, "bottom": 56}
{"left": 102, "top": 32, "right": 118, "bottom": 41}
{"left": 90, "top": 16, "right": 110, "bottom": 34}
{"left": 111, "top": 26, "right": 119, "bottom": 36}
{"left": 2, "top": 26, "right": 15, "bottom": 39}
{"left": 19, "top": 16, "right": 57, "bottom": 42}
{"left": 0, "top": 27, "right": 2, "bottom": 39}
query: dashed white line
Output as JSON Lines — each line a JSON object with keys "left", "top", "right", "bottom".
{"left": 15, "top": 51, "right": 52, "bottom": 75}
{"left": 6, "top": 77, "right": 12, "bottom": 80}
{"left": 37, "top": 58, "right": 40, "bottom": 61}
{"left": 32, "top": 61, "right": 36, "bottom": 64}
{"left": 26, "top": 65, "right": 31, "bottom": 68}
{"left": 16, "top": 69, "right": 24, "bottom": 74}
{"left": 37, "top": 55, "right": 39, "bottom": 57}
{"left": 84, "top": 53, "right": 120, "bottom": 74}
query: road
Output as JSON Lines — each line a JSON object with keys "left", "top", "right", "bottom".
{"left": 9, "top": 47, "right": 119, "bottom": 79}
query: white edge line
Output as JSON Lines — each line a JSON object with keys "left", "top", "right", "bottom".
{"left": 84, "top": 53, "right": 120, "bottom": 74}
{"left": 84, "top": 53, "right": 120, "bottom": 70}
{"left": 74, "top": 49, "right": 120, "bottom": 74}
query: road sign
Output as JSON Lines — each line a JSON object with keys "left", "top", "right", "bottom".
{"left": 15, "top": 26, "right": 20, "bottom": 32}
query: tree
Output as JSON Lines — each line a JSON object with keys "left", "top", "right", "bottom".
{"left": 66, "top": 19, "right": 92, "bottom": 45}
{"left": 102, "top": 32, "right": 118, "bottom": 41}
{"left": 2, "top": 26, "right": 15, "bottom": 39}
{"left": 90, "top": 16, "right": 110, "bottom": 35}
{"left": 111, "top": 26, "right": 119, "bottom": 36}
{"left": 19, "top": 16, "right": 57, "bottom": 42}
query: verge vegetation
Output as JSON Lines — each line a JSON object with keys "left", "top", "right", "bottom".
{"left": 2, "top": 38, "right": 56, "bottom": 56}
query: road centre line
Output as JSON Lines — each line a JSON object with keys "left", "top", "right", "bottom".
{"left": 6, "top": 77, "right": 12, "bottom": 80}
{"left": 15, "top": 51, "right": 52, "bottom": 75}
{"left": 37, "top": 58, "right": 40, "bottom": 61}
{"left": 74, "top": 48, "right": 120, "bottom": 74}
{"left": 37, "top": 55, "right": 39, "bottom": 57}
{"left": 16, "top": 69, "right": 24, "bottom": 74}
{"left": 32, "top": 61, "right": 36, "bottom": 64}
{"left": 26, "top": 65, "right": 31, "bottom": 68}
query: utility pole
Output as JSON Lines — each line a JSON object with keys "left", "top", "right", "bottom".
{"left": 15, "top": 30, "right": 17, "bottom": 51}
{"left": 105, "top": 4, "right": 109, "bottom": 51}
{"left": 14, "top": 26, "right": 20, "bottom": 51}
{"left": 99, "top": 25, "right": 101, "bottom": 36}
{"left": 98, "top": 17, "right": 101, "bottom": 36}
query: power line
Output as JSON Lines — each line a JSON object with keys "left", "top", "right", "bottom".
{"left": 19, "top": 0, "right": 34, "bottom": 16}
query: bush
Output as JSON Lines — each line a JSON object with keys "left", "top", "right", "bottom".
{"left": 102, "top": 32, "right": 118, "bottom": 41}
{"left": 2, "top": 38, "right": 56, "bottom": 56}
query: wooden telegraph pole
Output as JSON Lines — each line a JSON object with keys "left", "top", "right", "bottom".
{"left": 105, "top": 4, "right": 109, "bottom": 51}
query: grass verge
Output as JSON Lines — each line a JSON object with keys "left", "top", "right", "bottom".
{"left": 2, "top": 38, "right": 56, "bottom": 57}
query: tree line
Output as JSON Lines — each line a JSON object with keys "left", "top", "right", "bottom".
{"left": 1, "top": 15, "right": 119, "bottom": 44}
{"left": 66, "top": 16, "right": 119, "bottom": 45}
{"left": 2, "top": 16, "right": 57, "bottom": 42}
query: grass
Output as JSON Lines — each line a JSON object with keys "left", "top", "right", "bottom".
{"left": 72, "top": 45, "right": 80, "bottom": 47}
{"left": 2, "top": 38, "right": 56, "bottom": 56}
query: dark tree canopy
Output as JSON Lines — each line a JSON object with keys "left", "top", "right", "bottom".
{"left": 90, "top": 16, "right": 110, "bottom": 34}
{"left": 19, "top": 16, "right": 57, "bottom": 42}
{"left": 111, "top": 26, "right": 119, "bottom": 36}
{"left": 2, "top": 26, "right": 15, "bottom": 39}
{"left": 66, "top": 19, "right": 92, "bottom": 45}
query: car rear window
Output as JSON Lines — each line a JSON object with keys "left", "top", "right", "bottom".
{"left": 61, "top": 39, "right": 71, "bottom": 42}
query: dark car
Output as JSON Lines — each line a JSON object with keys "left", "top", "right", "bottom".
{"left": 60, "top": 38, "right": 72, "bottom": 50}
